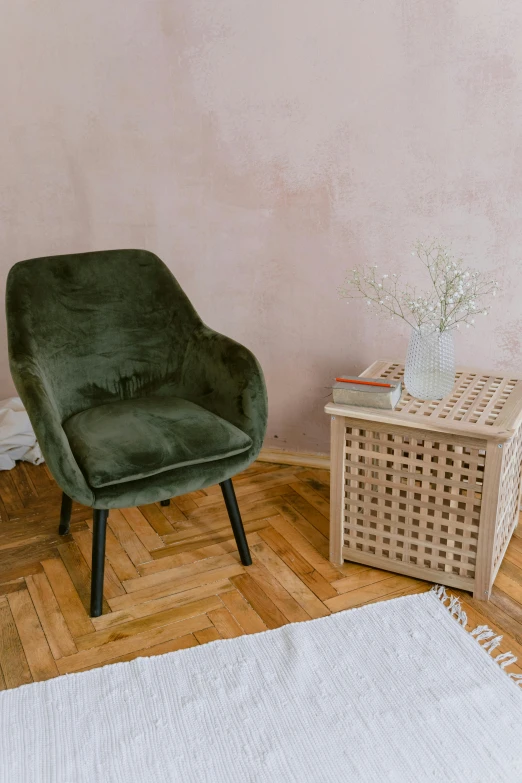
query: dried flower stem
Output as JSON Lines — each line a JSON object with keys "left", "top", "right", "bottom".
{"left": 338, "top": 240, "right": 499, "bottom": 333}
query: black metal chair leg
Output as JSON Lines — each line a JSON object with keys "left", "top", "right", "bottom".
{"left": 90, "top": 509, "right": 108, "bottom": 617}
{"left": 160, "top": 499, "right": 170, "bottom": 506}
{"left": 220, "top": 478, "right": 252, "bottom": 566}
{"left": 58, "top": 492, "right": 72, "bottom": 535}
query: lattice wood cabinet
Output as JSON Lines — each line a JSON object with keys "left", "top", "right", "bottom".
{"left": 326, "top": 361, "right": 522, "bottom": 599}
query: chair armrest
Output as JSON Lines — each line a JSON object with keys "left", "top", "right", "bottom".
{"left": 8, "top": 359, "right": 95, "bottom": 506}
{"left": 182, "top": 326, "right": 268, "bottom": 455}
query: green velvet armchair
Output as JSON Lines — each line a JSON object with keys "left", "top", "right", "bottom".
{"left": 6, "top": 249, "right": 268, "bottom": 616}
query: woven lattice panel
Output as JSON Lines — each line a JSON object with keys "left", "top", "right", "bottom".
{"left": 493, "top": 429, "right": 522, "bottom": 575}
{"left": 365, "top": 362, "right": 520, "bottom": 430}
{"left": 342, "top": 422, "right": 485, "bottom": 581}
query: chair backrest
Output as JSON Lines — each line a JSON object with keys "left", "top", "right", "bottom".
{"left": 6, "top": 249, "right": 202, "bottom": 420}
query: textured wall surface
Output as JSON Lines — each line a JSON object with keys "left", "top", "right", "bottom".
{"left": 1, "top": 1, "right": 522, "bottom": 453}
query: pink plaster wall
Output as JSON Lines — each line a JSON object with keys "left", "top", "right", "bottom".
{"left": 1, "top": 1, "right": 522, "bottom": 454}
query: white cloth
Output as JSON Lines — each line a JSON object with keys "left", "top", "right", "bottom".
{"left": 0, "top": 592, "right": 521, "bottom": 782}
{"left": 0, "top": 397, "right": 44, "bottom": 470}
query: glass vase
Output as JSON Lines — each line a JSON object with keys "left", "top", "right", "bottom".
{"left": 404, "top": 327, "right": 455, "bottom": 400}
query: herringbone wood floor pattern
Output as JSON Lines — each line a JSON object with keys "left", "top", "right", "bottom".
{"left": 1, "top": 459, "right": 522, "bottom": 689}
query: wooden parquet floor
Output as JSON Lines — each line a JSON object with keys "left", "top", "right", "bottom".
{"left": 1, "top": 459, "right": 522, "bottom": 689}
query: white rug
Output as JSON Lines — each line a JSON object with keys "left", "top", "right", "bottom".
{"left": 1, "top": 589, "right": 521, "bottom": 783}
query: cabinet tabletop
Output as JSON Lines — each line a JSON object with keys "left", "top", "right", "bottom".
{"left": 324, "top": 360, "right": 522, "bottom": 442}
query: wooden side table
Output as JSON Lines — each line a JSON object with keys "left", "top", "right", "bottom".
{"left": 325, "top": 361, "right": 522, "bottom": 599}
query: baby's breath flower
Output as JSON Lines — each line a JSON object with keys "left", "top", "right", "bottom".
{"left": 338, "top": 240, "right": 499, "bottom": 332}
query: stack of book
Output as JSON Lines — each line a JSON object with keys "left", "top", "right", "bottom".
{"left": 332, "top": 376, "right": 402, "bottom": 410}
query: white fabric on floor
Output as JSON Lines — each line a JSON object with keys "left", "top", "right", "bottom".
{"left": 0, "top": 591, "right": 521, "bottom": 782}
{"left": 0, "top": 397, "right": 43, "bottom": 470}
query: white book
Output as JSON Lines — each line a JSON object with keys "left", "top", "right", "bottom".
{"left": 332, "top": 377, "right": 402, "bottom": 409}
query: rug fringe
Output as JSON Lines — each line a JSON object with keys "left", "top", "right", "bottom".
{"left": 431, "top": 585, "right": 522, "bottom": 686}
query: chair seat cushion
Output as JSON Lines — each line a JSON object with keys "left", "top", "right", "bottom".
{"left": 63, "top": 396, "right": 253, "bottom": 489}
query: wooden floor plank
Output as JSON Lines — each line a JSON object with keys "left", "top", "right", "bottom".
{"left": 241, "top": 461, "right": 285, "bottom": 478}
{"left": 194, "top": 627, "right": 222, "bottom": 644}
{"left": 250, "top": 540, "right": 330, "bottom": 619}
{"left": 153, "top": 518, "right": 271, "bottom": 558}
{"left": 0, "top": 471, "right": 24, "bottom": 516}
{"left": 103, "top": 633, "right": 199, "bottom": 667}
{"left": 161, "top": 502, "right": 278, "bottom": 545}
{"left": 493, "top": 569, "right": 522, "bottom": 605}
{"left": 230, "top": 573, "right": 289, "bottom": 630}
{"left": 76, "top": 595, "right": 223, "bottom": 651}
{"left": 279, "top": 491, "right": 330, "bottom": 538}
{"left": 197, "top": 468, "right": 301, "bottom": 506}
{"left": 220, "top": 589, "right": 268, "bottom": 634}
{"left": 0, "top": 596, "right": 32, "bottom": 688}
{"left": 73, "top": 528, "right": 125, "bottom": 599}
{"left": 272, "top": 499, "right": 330, "bottom": 559}
{"left": 325, "top": 575, "right": 421, "bottom": 612}
{"left": 95, "top": 523, "right": 140, "bottom": 582}
{"left": 41, "top": 557, "right": 95, "bottom": 637}
{"left": 152, "top": 501, "right": 188, "bottom": 526}
{"left": 298, "top": 473, "right": 330, "bottom": 502}
{"left": 299, "top": 467, "right": 331, "bottom": 487}
{"left": 268, "top": 513, "right": 340, "bottom": 581}
{"left": 91, "top": 579, "right": 235, "bottom": 631}
{"left": 7, "top": 589, "right": 58, "bottom": 681}
{"left": 498, "top": 558, "right": 522, "bottom": 584}
{"left": 258, "top": 526, "right": 337, "bottom": 601}
{"left": 137, "top": 504, "right": 176, "bottom": 536}
{"left": 108, "top": 564, "right": 244, "bottom": 611}
{"left": 0, "top": 580, "right": 26, "bottom": 598}
{"left": 20, "top": 460, "right": 53, "bottom": 495}
{"left": 0, "top": 541, "right": 62, "bottom": 580}
{"left": 490, "top": 587, "right": 522, "bottom": 625}
{"left": 331, "top": 568, "right": 397, "bottom": 594}
{"left": 247, "top": 560, "right": 311, "bottom": 623}
{"left": 172, "top": 496, "right": 199, "bottom": 515}
{"left": 10, "top": 462, "right": 38, "bottom": 506}
{"left": 122, "top": 553, "right": 240, "bottom": 594}
{"left": 503, "top": 544, "right": 522, "bottom": 572}
{"left": 18, "top": 462, "right": 40, "bottom": 497}
{"left": 137, "top": 546, "right": 231, "bottom": 577}
{"left": 365, "top": 583, "right": 431, "bottom": 605}
{"left": 25, "top": 572, "right": 77, "bottom": 658}
{"left": 334, "top": 560, "right": 374, "bottom": 579}
{"left": 455, "top": 589, "right": 522, "bottom": 650}
{"left": 208, "top": 607, "right": 244, "bottom": 639}
{"left": 0, "top": 493, "right": 8, "bottom": 525}
{"left": 106, "top": 510, "right": 153, "bottom": 566}
{"left": 56, "top": 614, "right": 212, "bottom": 674}
{"left": 288, "top": 481, "right": 330, "bottom": 520}
{"left": 206, "top": 483, "right": 295, "bottom": 511}
{"left": 120, "top": 507, "right": 165, "bottom": 552}
{"left": 454, "top": 594, "right": 522, "bottom": 663}
{"left": 58, "top": 540, "right": 111, "bottom": 616}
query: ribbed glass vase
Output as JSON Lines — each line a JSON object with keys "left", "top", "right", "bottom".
{"left": 404, "top": 327, "right": 455, "bottom": 400}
